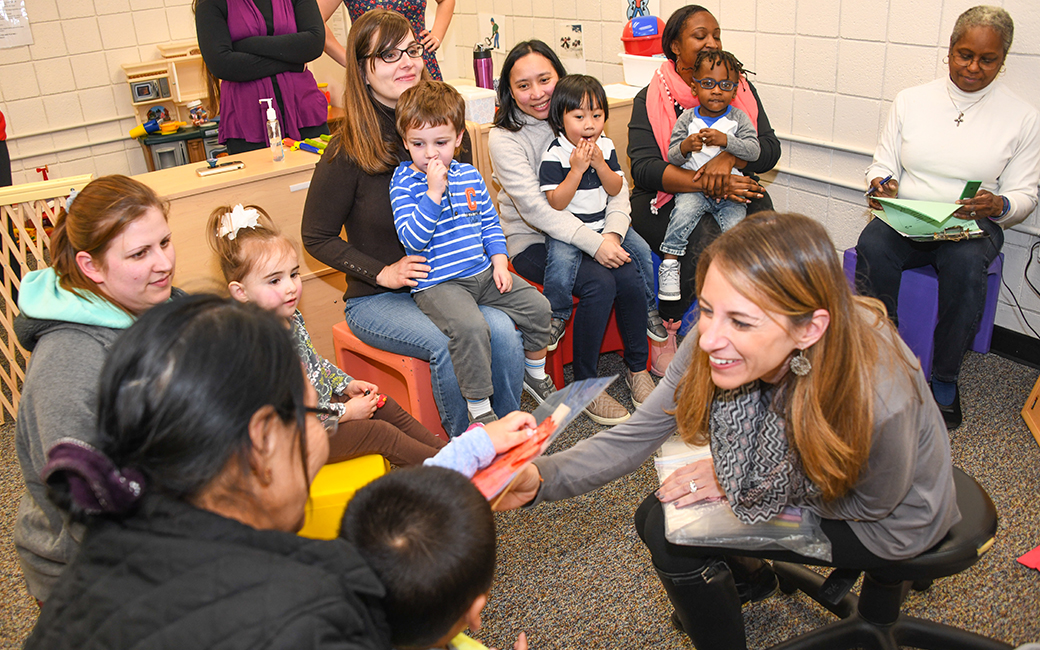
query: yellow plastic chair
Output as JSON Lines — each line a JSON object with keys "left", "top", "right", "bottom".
{"left": 298, "top": 454, "right": 389, "bottom": 540}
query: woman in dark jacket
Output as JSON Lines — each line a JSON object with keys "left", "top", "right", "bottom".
{"left": 26, "top": 296, "right": 391, "bottom": 650}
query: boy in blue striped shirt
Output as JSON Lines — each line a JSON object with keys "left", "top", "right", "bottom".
{"left": 390, "top": 81, "right": 554, "bottom": 424}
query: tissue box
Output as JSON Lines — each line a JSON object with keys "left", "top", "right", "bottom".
{"left": 453, "top": 85, "right": 497, "bottom": 125}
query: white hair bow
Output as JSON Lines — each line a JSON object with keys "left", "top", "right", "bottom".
{"left": 217, "top": 204, "right": 259, "bottom": 240}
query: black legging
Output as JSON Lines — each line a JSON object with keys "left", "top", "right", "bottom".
{"left": 634, "top": 491, "right": 888, "bottom": 574}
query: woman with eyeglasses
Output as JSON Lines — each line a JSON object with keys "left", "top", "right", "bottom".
{"left": 24, "top": 296, "right": 394, "bottom": 649}
{"left": 302, "top": 9, "right": 525, "bottom": 438}
{"left": 194, "top": 0, "right": 330, "bottom": 155}
{"left": 627, "top": 5, "right": 781, "bottom": 375}
{"left": 854, "top": 5, "right": 1040, "bottom": 430}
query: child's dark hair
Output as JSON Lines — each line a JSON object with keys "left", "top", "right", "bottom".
{"left": 343, "top": 466, "right": 496, "bottom": 649}
{"left": 693, "top": 49, "right": 746, "bottom": 85}
{"left": 546, "top": 74, "right": 609, "bottom": 137}
{"left": 395, "top": 80, "right": 466, "bottom": 140}
{"left": 206, "top": 204, "right": 297, "bottom": 284}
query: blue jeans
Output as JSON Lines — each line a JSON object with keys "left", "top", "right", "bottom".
{"left": 662, "top": 193, "right": 746, "bottom": 257}
{"left": 343, "top": 292, "right": 523, "bottom": 437}
{"left": 854, "top": 217, "right": 1003, "bottom": 383}
{"left": 544, "top": 227, "right": 657, "bottom": 320}
{"left": 514, "top": 243, "right": 649, "bottom": 381}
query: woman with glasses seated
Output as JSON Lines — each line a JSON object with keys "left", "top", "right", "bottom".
{"left": 194, "top": 0, "right": 330, "bottom": 154}
{"left": 301, "top": 9, "right": 525, "bottom": 438}
{"left": 854, "top": 5, "right": 1040, "bottom": 430}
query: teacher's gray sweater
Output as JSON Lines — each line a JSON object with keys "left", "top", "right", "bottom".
{"left": 533, "top": 313, "right": 960, "bottom": 561}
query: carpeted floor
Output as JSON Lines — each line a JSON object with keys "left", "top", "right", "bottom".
{"left": 2, "top": 350, "right": 1039, "bottom": 649}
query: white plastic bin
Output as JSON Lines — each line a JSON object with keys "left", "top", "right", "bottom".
{"left": 619, "top": 53, "right": 665, "bottom": 88}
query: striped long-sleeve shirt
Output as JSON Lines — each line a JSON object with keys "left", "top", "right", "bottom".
{"left": 390, "top": 160, "right": 508, "bottom": 292}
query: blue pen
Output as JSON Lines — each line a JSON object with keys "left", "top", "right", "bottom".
{"left": 865, "top": 174, "right": 893, "bottom": 197}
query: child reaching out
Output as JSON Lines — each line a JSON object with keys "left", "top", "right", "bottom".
{"left": 537, "top": 75, "right": 667, "bottom": 353}
{"left": 207, "top": 204, "right": 446, "bottom": 466}
{"left": 658, "top": 49, "right": 760, "bottom": 301}
{"left": 389, "top": 81, "right": 555, "bottom": 425}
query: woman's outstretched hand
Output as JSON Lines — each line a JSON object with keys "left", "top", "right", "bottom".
{"left": 656, "top": 458, "right": 723, "bottom": 508}
{"left": 376, "top": 255, "right": 430, "bottom": 289}
{"left": 492, "top": 464, "right": 542, "bottom": 511}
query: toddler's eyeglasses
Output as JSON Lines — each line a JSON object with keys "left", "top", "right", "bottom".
{"left": 693, "top": 77, "right": 738, "bottom": 92}
{"left": 369, "top": 42, "right": 425, "bottom": 63}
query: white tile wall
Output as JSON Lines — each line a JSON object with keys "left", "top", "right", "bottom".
{"left": 4, "top": 1, "right": 1040, "bottom": 341}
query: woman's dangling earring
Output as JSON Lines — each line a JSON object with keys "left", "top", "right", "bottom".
{"left": 790, "top": 349, "right": 812, "bottom": 377}
{"left": 942, "top": 55, "right": 949, "bottom": 64}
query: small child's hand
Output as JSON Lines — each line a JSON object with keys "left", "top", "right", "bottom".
{"left": 568, "top": 140, "right": 592, "bottom": 173}
{"left": 482, "top": 411, "right": 538, "bottom": 453}
{"left": 425, "top": 157, "right": 449, "bottom": 201}
{"left": 588, "top": 140, "right": 606, "bottom": 169}
{"left": 340, "top": 392, "right": 379, "bottom": 421}
{"left": 682, "top": 133, "right": 703, "bottom": 155}
{"left": 491, "top": 254, "right": 512, "bottom": 293}
{"left": 344, "top": 379, "right": 378, "bottom": 398}
{"left": 698, "top": 128, "right": 727, "bottom": 148}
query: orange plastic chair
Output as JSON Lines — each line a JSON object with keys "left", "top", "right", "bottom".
{"left": 331, "top": 321, "right": 449, "bottom": 441}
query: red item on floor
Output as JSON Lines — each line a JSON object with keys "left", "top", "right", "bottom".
{"left": 1017, "top": 545, "right": 1040, "bottom": 571}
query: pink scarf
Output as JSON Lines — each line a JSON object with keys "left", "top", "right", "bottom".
{"left": 645, "top": 59, "right": 759, "bottom": 212}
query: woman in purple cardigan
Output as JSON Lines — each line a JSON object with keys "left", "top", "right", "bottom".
{"left": 194, "top": 0, "right": 330, "bottom": 154}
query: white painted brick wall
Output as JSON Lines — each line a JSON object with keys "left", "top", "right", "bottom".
{"left": 3, "top": 1, "right": 1040, "bottom": 342}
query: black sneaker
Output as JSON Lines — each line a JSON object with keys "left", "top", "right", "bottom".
{"left": 468, "top": 410, "right": 498, "bottom": 426}
{"left": 936, "top": 386, "right": 962, "bottom": 430}
{"left": 547, "top": 317, "right": 567, "bottom": 352}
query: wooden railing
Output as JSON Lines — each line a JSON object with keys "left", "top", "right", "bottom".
{"left": 0, "top": 175, "right": 93, "bottom": 422}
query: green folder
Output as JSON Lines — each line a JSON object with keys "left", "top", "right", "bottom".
{"left": 872, "top": 197, "right": 983, "bottom": 240}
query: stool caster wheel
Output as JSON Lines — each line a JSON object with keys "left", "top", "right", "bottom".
{"left": 911, "top": 579, "right": 933, "bottom": 592}
{"left": 778, "top": 575, "right": 799, "bottom": 595}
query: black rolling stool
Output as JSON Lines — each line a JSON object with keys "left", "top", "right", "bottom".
{"left": 769, "top": 467, "right": 1010, "bottom": 650}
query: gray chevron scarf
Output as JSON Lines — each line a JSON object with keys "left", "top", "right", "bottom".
{"left": 710, "top": 381, "right": 820, "bottom": 524}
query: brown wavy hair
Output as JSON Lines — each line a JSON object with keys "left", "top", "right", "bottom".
{"left": 673, "top": 212, "right": 919, "bottom": 500}
{"left": 49, "top": 175, "right": 168, "bottom": 307}
{"left": 326, "top": 9, "right": 430, "bottom": 173}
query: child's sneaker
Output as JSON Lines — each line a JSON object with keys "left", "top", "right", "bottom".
{"left": 468, "top": 410, "right": 499, "bottom": 426}
{"left": 658, "top": 260, "right": 681, "bottom": 301}
{"left": 523, "top": 373, "right": 557, "bottom": 405}
{"left": 547, "top": 317, "right": 567, "bottom": 352}
{"left": 647, "top": 309, "right": 667, "bottom": 342}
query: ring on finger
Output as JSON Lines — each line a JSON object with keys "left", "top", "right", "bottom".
{"left": 970, "top": 210, "right": 977, "bottom": 218}
{"left": 689, "top": 480, "right": 698, "bottom": 494}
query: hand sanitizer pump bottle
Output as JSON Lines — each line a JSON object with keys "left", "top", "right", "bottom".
{"left": 260, "top": 98, "right": 284, "bottom": 162}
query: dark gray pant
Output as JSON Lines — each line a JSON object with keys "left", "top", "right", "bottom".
{"left": 414, "top": 267, "right": 550, "bottom": 399}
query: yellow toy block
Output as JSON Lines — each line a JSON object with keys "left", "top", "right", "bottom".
{"left": 298, "top": 454, "right": 389, "bottom": 540}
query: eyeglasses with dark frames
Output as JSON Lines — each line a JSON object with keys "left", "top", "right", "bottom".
{"left": 303, "top": 405, "right": 340, "bottom": 419}
{"left": 366, "top": 42, "right": 425, "bottom": 64}
{"left": 692, "top": 77, "right": 738, "bottom": 92}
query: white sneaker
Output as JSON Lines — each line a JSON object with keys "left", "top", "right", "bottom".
{"left": 658, "top": 260, "right": 681, "bottom": 301}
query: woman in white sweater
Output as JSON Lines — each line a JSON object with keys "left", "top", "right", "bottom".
{"left": 855, "top": 5, "right": 1040, "bottom": 429}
